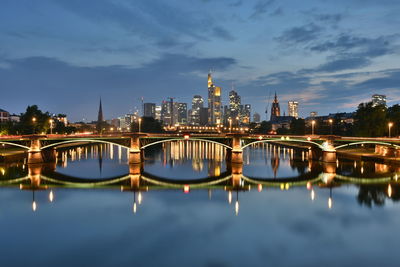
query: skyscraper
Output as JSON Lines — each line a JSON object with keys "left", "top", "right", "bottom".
{"left": 241, "top": 104, "right": 251, "bottom": 124}
{"left": 191, "top": 95, "right": 204, "bottom": 125}
{"left": 270, "top": 92, "right": 280, "bottom": 121}
{"left": 143, "top": 103, "right": 156, "bottom": 118}
{"left": 177, "top": 103, "right": 187, "bottom": 125}
{"left": 372, "top": 94, "right": 387, "bottom": 107}
{"left": 207, "top": 72, "right": 222, "bottom": 125}
{"left": 253, "top": 112, "right": 261, "bottom": 123}
{"left": 288, "top": 101, "right": 299, "bottom": 119}
{"left": 229, "top": 89, "right": 241, "bottom": 119}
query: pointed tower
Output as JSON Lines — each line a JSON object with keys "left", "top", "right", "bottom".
{"left": 208, "top": 70, "right": 213, "bottom": 88}
{"left": 98, "top": 98, "right": 104, "bottom": 123}
{"left": 270, "top": 92, "right": 280, "bottom": 121}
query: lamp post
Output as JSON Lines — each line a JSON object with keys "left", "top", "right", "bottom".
{"left": 138, "top": 118, "right": 142, "bottom": 133}
{"left": 49, "top": 119, "right": 53, "bottom": 134}
{"left": 328, "top": 119, "right": 333, "bottom": 135}
{"left": 311, "top": 120, "right": 316, "bottom": 136}
{"left": 32, "top": 117, "right": 37, "bottom": 134}
{"left": 228, "top": 118, "right": 232, "bottom": 133}
{"left": 388, "top": 122, "right": 393, "bottom": 138}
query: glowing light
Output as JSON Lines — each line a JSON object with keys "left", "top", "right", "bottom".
{"left": 394, "top": 174, "right": 398, "bottom": 181}
{"left": 306, "top": 182, "right": 311, "bottom": 190}
{"left": 258, "top": 184, "right": 263, "bottom": 192}
{"left": 138, "top": 192, "right": 142, "bottom": 205}
{"left": 32, "top": 201, "right": 37, "bottom": 211}
{"left": 228, "top": 191, "right": 232, "bottom": 204}
{"left": 184, "top": 135, "right": 190, "bottom": 140}
{"left": 183, "top": 185, "right": 190, "bottom": 194}
{"left": 258, "top": 136, "right": 263, "bottom": 140}
{"left": 388, "top": 184, "right": 392, "bottom": 197}
{"left": 235, "top": 201, "right": 239, "bottom": 216}
{"left": 285, "top": 183, "right": 290, "bottom": 190}
{"left": 49, "top": 190, "right": 54, "bottom": 202}
{"left": 328, "top": 197, "right": 332, "bottom": 209}
{"left": 133, "top": 202, "right": 137, "bottom": 213}
{"left": 307, "top": 137, "right": 311, "bottom": 141}
{"left": 280, "top": 184, "right": 285, "bottom": 190}
{"left": 311, "top": 189, "right": 315, "bottom": 201}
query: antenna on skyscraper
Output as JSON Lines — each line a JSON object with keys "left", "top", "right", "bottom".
{"left": 141, "top": 97, "right": 144, "bottom": 117}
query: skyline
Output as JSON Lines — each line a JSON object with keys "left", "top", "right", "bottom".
{"left": 1, "top": 0, "right": 400, "bottom": 121}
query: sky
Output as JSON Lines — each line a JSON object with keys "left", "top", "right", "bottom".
{"left": 1, "top": 0, "right": 400, "bottom": 122}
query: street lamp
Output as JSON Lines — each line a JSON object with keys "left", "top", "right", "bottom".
{"left": 32, "top": 117, "right": 37, "bottom": 134}
{"left": 138, "top": 118, "right": 142, "bottom": 133}
{"left": 228, "top": 118, "right": 232, "bottom": 133}
{"left": 388, "top": 122, "right": 393, "bottom": 138}
{"left": 311, "top": 120, "right": 316, "bottom": 136}
{"left": 328, "top": 119, "right": 333, "bottom": 135}
{"left": 49, "top": 119, "right": 53, "bottom": 134}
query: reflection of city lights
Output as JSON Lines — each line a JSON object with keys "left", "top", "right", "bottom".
{"left": 306, "top": 182, "right": 311, "bottom": 190}
{"left": 328, "top": 197, "right": 332, "bottom": 209}
{"left": 49, "top": 190, "right": 54, "bottom": 202}
{"left": 235, "top": 201, "right": 239, "bottom": 216}
{"left": 32, "top": 201, "right": 37, "bottom": 211}
{"left": 394, "top": 174, "right": 398, "bottom": 181}
{"left": 133, "top": 202, "right": 137, "bottom": 214}
{"left": 361, "top": 167, "right": 364, "bottom": 174}
{"left": 285, "top": 183, "right": 290, "bottom": 190}
{"left": 388, "top": 184, "right": 392, "bottom": 197}
{"left": 258, "top": 184, "right": 262, "bottom": 192}
{"left": 311, "top": 189, "right": 315, "bottom": 201}
{"left": 138, "top": 192, "right": 142, "bottom": 205}
{"left": 228, "top": 191, "right": 232, "bottom": 204}
{"left": 183, "top": 185, "right": 190, "bottom": 194}
{"left": 280, "top": 184, "right": 285, "bottom": 190}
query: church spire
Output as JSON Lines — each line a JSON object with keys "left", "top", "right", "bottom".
{"left": 98, "top": 98, "right": 104, "bottom": 123}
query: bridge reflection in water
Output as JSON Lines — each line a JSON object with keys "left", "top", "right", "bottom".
{"left": 1, "top": 140, "right": 400, "bottom": 213}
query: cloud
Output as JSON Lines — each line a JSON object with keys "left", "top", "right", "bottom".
{"left": 313, "top": 57, "right": 371, "bottom": 72}
{"left": 250, "top": 0, "right": 275, "bottom": 18}
{"left": 0, "top": 54, "right": 237, "bottom": 121}
{"left": 212, "top": 26, "right": 236, "bottom": 41}
{"left": 276, "top": 23, "right": 323, "bottom": 45}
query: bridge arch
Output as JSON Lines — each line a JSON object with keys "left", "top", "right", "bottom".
{"left": 241, "top": 139, "right": 326, "bottom": 151}
{"left": 140, "top": 138, "right": 232, "bottom": 150}
{"left": 40, "top": 139, "right": 131, "bottom": 150}
{"left": 334, "top": 141, "right": 400, "bottom": 150}
{"left": 0, "top": 141, "right": 30, "bottom": 150}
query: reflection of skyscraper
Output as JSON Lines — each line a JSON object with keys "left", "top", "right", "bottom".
{"left": 270, "top": 92, "right": 280, "bottom": 121}
{"left": 288, "top": 101, "right": 299, "bottom": 119}
{"left": 207, "top": 72, "right": 222, "bottom": 125}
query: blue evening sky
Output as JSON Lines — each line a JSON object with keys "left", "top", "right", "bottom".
{"left": 1, "top": 0, "right": 399, "bottom": 121}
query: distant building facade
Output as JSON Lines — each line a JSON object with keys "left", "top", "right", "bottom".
{"left": 253, "top": 112, "right": 261, "bottom": 123}
{"left": 270, "top": 92, "right": 281, "bottom": 121}
{"left": 0, "top": 109, "right": 10, "bottom": 123}
{"left": 143, "top": 103, "right": 156, "bottom": 118}
{"left": 288, "top": 101, "right": 299, "bottom": 119}
{"left": 191, "top": 95, "right": 204, "bottom": 125}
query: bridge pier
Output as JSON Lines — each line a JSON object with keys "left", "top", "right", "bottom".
{"left": 128, "top": 134, "right": 144, "bottom": 164}
{"left": 229, "top": 134, "right": 243, "bottom": 164}
{"left": 28, "top": 137, "right": 44, "bottom": 164}
{"left": 322, "top": 151, "right": 337, "bottom": 163}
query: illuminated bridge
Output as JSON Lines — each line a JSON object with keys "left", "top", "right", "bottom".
{"left": 0, "top": 133, "right": 399, "bottom": 165}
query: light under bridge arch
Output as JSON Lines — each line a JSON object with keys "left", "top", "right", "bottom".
{"left": 241, "top": 138, "right": 326, "bottom": 151}
{"left": 0, "top": 141, "right": 30, "bottom": 150}
{"left": 40, "top": 139, "right": 131, "bottom": 150}
{"left": 140, "top": 138, "right": 233, "bottom": 150}
{"left": 334, "top": 141, "right": 400, "bottom": 150}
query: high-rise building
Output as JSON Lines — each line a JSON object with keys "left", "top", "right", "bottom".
{"left": 288, "top": 101, "right": 299, "bottom": 119}
{"left": 177, "top": 103, "right": 187, "bottom": 125}
{"left": 270, "top": 92, "right": 280, "bottom": 121}
{"left": 191, "top": 95, "right": 204, "bottom": 125}
{"left": 161, "top": 100, "right": 172, "bottom": 125}
{"left": 253, "top": 112, "right": 261, "bottom": 123}
{"left": 372, "top": 94, "right": 387, "bottom": 107}
{"left": 143, "top": 103, "right": 156, "bottom": 118}
{"left": 155, "top": 105, "right": 161, "bottom": 120}
{"left": 207, "top": 72, "right": 222, "bottom": 125}
{"left": 241, "top": 104, "right": 251, "bottom": 124}
{"left": 200, "top": 107, "right": 209, "bottom": 126}
{"left": 229, "top": 90, "right": 241, "bottom": 119}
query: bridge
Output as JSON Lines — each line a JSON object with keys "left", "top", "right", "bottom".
{"left": 0, "top": 133, "right": 399, "bottom": 165}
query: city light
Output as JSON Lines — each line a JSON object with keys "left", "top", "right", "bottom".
{"left": 388, "top": 122, "right": 393, "bottom": 138}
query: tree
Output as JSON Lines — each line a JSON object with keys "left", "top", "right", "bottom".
{"left": 16, "top": 105, "right": 51, "bottom": 134}
{"left": 131, "top": 117, "right": 163, "bottom": 133}
{"left": 354, "top": 102, "right": 387, "bottom": 137}
{"left": 289, "top": 118, "right": 305, "bottom": 135}
{"left": 387, "top": 104, "right": 400, "bottom": 137}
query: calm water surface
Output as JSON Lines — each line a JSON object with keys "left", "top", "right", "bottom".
{"left": 1, "top": 142, "right": 400, "bottom": 267}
